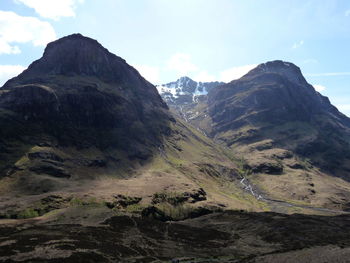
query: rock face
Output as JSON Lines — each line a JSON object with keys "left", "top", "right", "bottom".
{"left": 0, "top": 33, "right": 171, "bottom": 149}
{"left": 159, "top": 60, "right": 350, "bottom": 185}
{"left": 157, "top": 77, "right": 223, "bottom": 133}
{"left": 208, "top": 61, "right": 350, "bottom": 133}
{"left": 0, "top": 34, "right": 172, "bottom": 191}
{"left": 206, "top": 60, "right": 350, "bottom": 179}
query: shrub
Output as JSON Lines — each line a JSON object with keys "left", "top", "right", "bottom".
{"left": 152, "top": 191, "right": 188, "bottom": 206}
{"left": 17, "top": 208, "right": 39, "bottom": 219}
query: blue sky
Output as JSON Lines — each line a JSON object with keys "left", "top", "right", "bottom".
{"left": 0, "top": 0, "right": 350, "bottom": 115}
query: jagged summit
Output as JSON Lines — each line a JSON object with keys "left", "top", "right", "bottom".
{"left": 157, "top": 76, "right": 224, "bottom": 105}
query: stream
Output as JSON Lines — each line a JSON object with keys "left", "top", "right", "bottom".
{"left": 238, "top": 175, "right": 349, "bottom": 214}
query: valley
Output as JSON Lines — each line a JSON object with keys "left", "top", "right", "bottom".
{"left": 0, "top": 34, "right": 349, "bottom": 262}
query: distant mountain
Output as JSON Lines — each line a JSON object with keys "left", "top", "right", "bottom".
{"left": 157, "top": 76, "right": 224, "bottom": 105}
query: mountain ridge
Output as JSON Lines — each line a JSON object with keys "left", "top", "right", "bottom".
{"left": 159, "top": 60, "right": 350, "bottom": 211}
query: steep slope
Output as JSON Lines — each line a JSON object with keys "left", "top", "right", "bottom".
{"left": 208, "top": 61, "right": 350, "bottom": 176}
{"left": 0, "top": 33, "right": 173, "bottom": 194}
{"left": 206, "top": 61, "right": 350, "bottom": 210}
{"left": 162, "top": 61, "right": 350, "bottom": 211}
{"left": 157, "top": 76, "right": 223, "bottom": 135}
{"left": 0, "top": 34, "right": 272, "bottom": 219}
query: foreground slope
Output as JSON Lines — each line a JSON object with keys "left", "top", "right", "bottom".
{"left": 1, "top": 211, "right": 350, "bottom": 262}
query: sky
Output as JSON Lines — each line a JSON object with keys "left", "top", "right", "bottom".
{"left": 0, "top": 0, "right": 350, "bottom": 115}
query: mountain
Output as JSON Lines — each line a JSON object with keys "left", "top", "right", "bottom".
{"left": 0, "top": 33, "right": 176, "bottom": 194}
{"left": 157, "top": 76, "right": 224, "bottom": 134}
{"left": 157, "top": 76, "right": 224, "bottom": 105}
{"left": 208, "top": 60, "right": 350, "bottom": 176}
{"left": 161, "top": 60, "right": 350, "bottom": 211}
{"left": 1, "top": 36, "right": 350, "bottom": 262}
{"left": 0, "top": 34, "right": 268, "bottom": 218}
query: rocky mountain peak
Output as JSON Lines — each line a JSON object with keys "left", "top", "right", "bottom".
{"left": 2, "top": 34, "right": 148, "bottom": 88}
{"left": 157, "top": 76, "right": 224, "bottom": 105}
{"left": 0, "top": 34, "right": 172, "bottom": 163}
{"left": 41, "top": 33, "right": 116, "bottom": 67}
{"left": 244, "top": 60, "right": 307, "bottom": 85}
{"left": 209, "top": 60, "right": 350, "bottom": 127}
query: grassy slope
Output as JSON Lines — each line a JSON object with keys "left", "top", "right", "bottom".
{"left": 166, "top": 101, "right": 350, "bottom": 212}
{"left": 0, "top": 116, "right": 272, "bottom": 220}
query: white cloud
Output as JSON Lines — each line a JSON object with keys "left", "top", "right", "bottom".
{"left": 167, "top": 53, "right": 198, "bottom": 76}
{"left": 306, "top": 72, "right": 350, "bottom": 77}
{"left": 313, "top": 84, "right": 326, "bottom": 92}
{"left": 15, "top": 0, "right": 84, "bottom": 20}
{"left": 336, "top": 104, "right": 350, "bottom": 116}
{"left": 134, "top": 65, "right": 160, "bottom": 84}
{"left": 302, "top": 58, "right": 318, "bottom": 64}
{"left": 219, "top": 64, "right": 257, "bottom": 82}
{"left": 346, "top": 9, "right": 350, "bottom": 16}
{"left": 0, "top": 65, "right": 27, "bottom": 87}
{"left": 0, "top": 11, "right": 56, "bottom": 54}
{"left": 163, "top": 53, "right": 258, "bottom": 84}
{"left": 0, "top": 39, "right": 21, "bottom": 55}
{"left": 292, "top": 40, "right": 304, "bottom": 49}
{"left": 337, "top": 104, "right": 350, "bottom": 111}
{"left": 193, "top": 70, "right": 216, "bottom": 82}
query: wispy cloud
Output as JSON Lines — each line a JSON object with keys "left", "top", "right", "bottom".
{"left": 0, "top": 65, "right": 27, "bottom": 86}
{"left": 336, "top": 104, "right": 350, "bottom": 117}
{"left": 337, "top": 104, "right": 350, "bottom": 111}
{"left": 15, "top": 0, "right": 84, "bottom": 20}
{"left": 133, "top": 64, "right": 160, "bottom": 84}
{"left": 163, "top": 53, "right": 258, "bottom": 83}
{"left": 306, "top": 72, "right": 350, "bottom": 77}
{"left": 193, "top": 70, "right": 216, "bottom": 82}
{"left": 346, "top": 9, "right": 350, "bottom": 16}
{"left": 166, "top": 53, "right": 198, "bottom": 76}
{"left": 327, "top": 97, "right": 350, "bottom": 117}
{"left": 219, "top": 64, "right": 258, "bottom": 82}
{"left": 302, "top": 58, "right": 318, "bottom": 64}
{"left": 312, "top": 84, "right": 326, "bottom": 92}
{"left": 292, "top": 40, "right": 304, "bottom": 49}
{"left": 0, "top": 11, "right": 56, "bottom": 55}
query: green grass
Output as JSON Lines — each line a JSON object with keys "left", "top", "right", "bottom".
{"left": 69, "top": 197, "right": 105, "bottom": 207}
{"left": 124, "top": 203, "right": 146, "bottom": 214}
{"left": 17, "top": 208, "right": 39, "bottom": 219}
{"left": 152, "top": 191, "right": 188, "bottom": 206}
{"left": 155, "top": 203, "right": 196, "bottom": 221}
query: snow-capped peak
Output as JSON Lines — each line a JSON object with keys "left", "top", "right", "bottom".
{"left": 156, "top": 77, "right": 224, "bottom": 105}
